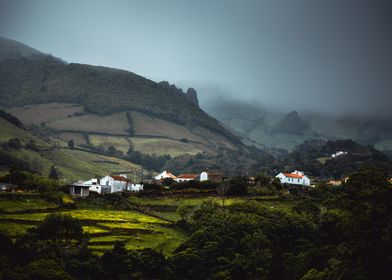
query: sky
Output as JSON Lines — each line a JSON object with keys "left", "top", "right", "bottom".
{"left": 0, "top": 0, "right": 391, "bottom": 119}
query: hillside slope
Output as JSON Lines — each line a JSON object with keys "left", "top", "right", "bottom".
{"left": 0, "top": 37, "right": 241, "bottom": 158}
{"left": 0, "top": 116, "right": 150, "bottom": 182}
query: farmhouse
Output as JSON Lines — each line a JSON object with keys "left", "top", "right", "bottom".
{"left": 100, "top": 174, "right": 130, "bottom": 193}
{"left": 175, "top": 174, "right": 199, "bottom": 182}
{"left": 276, "top": 170, "right": 310, "bottom": 186}
{"left": 69, "top": 181, "right": 90, "bottom": 197}
{"left": 154, "top": 170, "right": 177, "bottom": 180}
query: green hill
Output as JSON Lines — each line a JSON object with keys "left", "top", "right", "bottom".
{"left": 0, "top": 37, "right": 240, "bottom": 154}
{"left": 0, "top": 116, "right": 150, "bottom": 182}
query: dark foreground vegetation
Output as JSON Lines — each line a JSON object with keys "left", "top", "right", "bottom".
{"left": 0, "top": 167, "right": 391, "bottom": 280}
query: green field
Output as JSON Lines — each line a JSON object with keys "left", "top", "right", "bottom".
{"left": 0, "top": 207, "right": 186, "bottom": 255}
{"left": 0, "top": 194, "right": 295, "bottom": 256}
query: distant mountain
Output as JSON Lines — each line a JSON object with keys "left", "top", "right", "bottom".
{"left": 270, "top": 111, "right": 312, "bottom": 135}
{"left": 0, "top": 37, "right": 243, "bottom": 160}
{"left": 204, "top": 97, "right": 392, "bottom": 153}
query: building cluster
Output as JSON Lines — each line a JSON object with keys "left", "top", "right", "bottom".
{"left": 69, "top": 174, "right": 143, "bottom": 197}
{"left": 154, "top": 170, "right": 223, "bottom": 183}
{"left": 331, "top": 151, "right": 348, "bottom": 158}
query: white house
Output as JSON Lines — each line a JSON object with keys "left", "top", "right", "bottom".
{"left": 276, "top": 170, "right": 310, "bottom": 186}
{"left": 175, "top": 174, "right": 199, "bottom": 182}
{"left": 154, "top": 171, "right": 177, "bottom": 181}
{"left": 100, "top": 174, "right": 129, "bottom": 193}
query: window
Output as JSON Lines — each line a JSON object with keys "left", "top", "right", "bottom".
{"left": 74, "top": 186, "right": 81, "bottom": 194}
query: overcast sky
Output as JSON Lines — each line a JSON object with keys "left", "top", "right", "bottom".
{"left": 1, "top": 0, "right": 391, "bottom": 118}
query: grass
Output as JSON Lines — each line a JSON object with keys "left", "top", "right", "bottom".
{"left": 0, "top": 119, "right": 48, "bottom": 147}
{"left": 130, "top": 111, "right": 206, "bottom": 143}
{"left": 130, "top": 137, "right": 204, "bottom": 156}
{"left": 0, "top": 197, "right": 58, "bottom": 213}
{"left": 6, "top": 103, "right": 218, "bottom": 158}
{"left": 2, "top": 146, "right": 149, "bottom": 182}
{"left": 89, "top": 135, "right": 131, "bottom": 153}
{"left": 8, "top": 103, "right": 84, "bottom": 126}
{"left": 0, "top": 208, "right": 185, "bottom": 256}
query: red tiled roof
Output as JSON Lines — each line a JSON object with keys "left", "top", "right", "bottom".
{"left": 165, "top": 172, "right": 177, "bottom": 179}
{"left": 110, "top": 175, "right": 128, "bottom": 182}
{"left": 283, "top": 173, "right": 303, "bottom": 179}
{"left": 177, "top": 174, "right": 199, "bottom": 179}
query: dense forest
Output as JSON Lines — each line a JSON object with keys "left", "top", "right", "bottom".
{"left": 0, "top": 167, "right": 391, "bottom": 280}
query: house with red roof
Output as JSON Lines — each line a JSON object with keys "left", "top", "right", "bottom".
{"left": 276, "top": 170, "right": 310, "bottom": 186}
{"left": 175, "top": 174, "right": 199, "bottom": 182}
{"left": 100, "top": 174, "right": 130, "bottom": 193}
{"left": 154, "top": 170, "right": 177, "bottom": 181}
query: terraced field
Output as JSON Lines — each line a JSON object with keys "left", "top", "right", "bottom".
{"left": 0, "top": 207, "right": 186, "bottom": 255}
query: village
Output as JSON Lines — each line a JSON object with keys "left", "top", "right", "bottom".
{"left": 0, "top": 149, "right": 363, "bottom": 196}
{"left": 66, "top": 169, "right": 317, "bottom": 197}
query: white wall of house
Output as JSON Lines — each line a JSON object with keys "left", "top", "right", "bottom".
{"left": 99, "top": 175, "right": 128, "bottom": 193}
{"left": 100, "top": 175, "right": 114, "bottom": 187}
{"left": 128, "top": 183, "right": 143, "bottom": 192}
{"left": 175, "top": 178, "right": 194, "bottom": 182}
{"left": 199, "top": 172, "right": 209, "bottom": 181}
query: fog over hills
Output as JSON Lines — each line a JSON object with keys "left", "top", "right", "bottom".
{"left": 1, "top": 0, "right": 392, "bottom": 120}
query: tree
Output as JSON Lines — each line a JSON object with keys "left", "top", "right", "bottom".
{"left": 37, "top": 214, "right": 84, "bottom": 244}
{"left": 216, "top": 182, "right": 230, "bottom": 208}
{"left": 49, "top": 165, "right": 59, "bottom": 180}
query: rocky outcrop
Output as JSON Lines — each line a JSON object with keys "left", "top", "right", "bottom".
{"left": 185, "top": 88, "right": 199, "bottom": 107}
